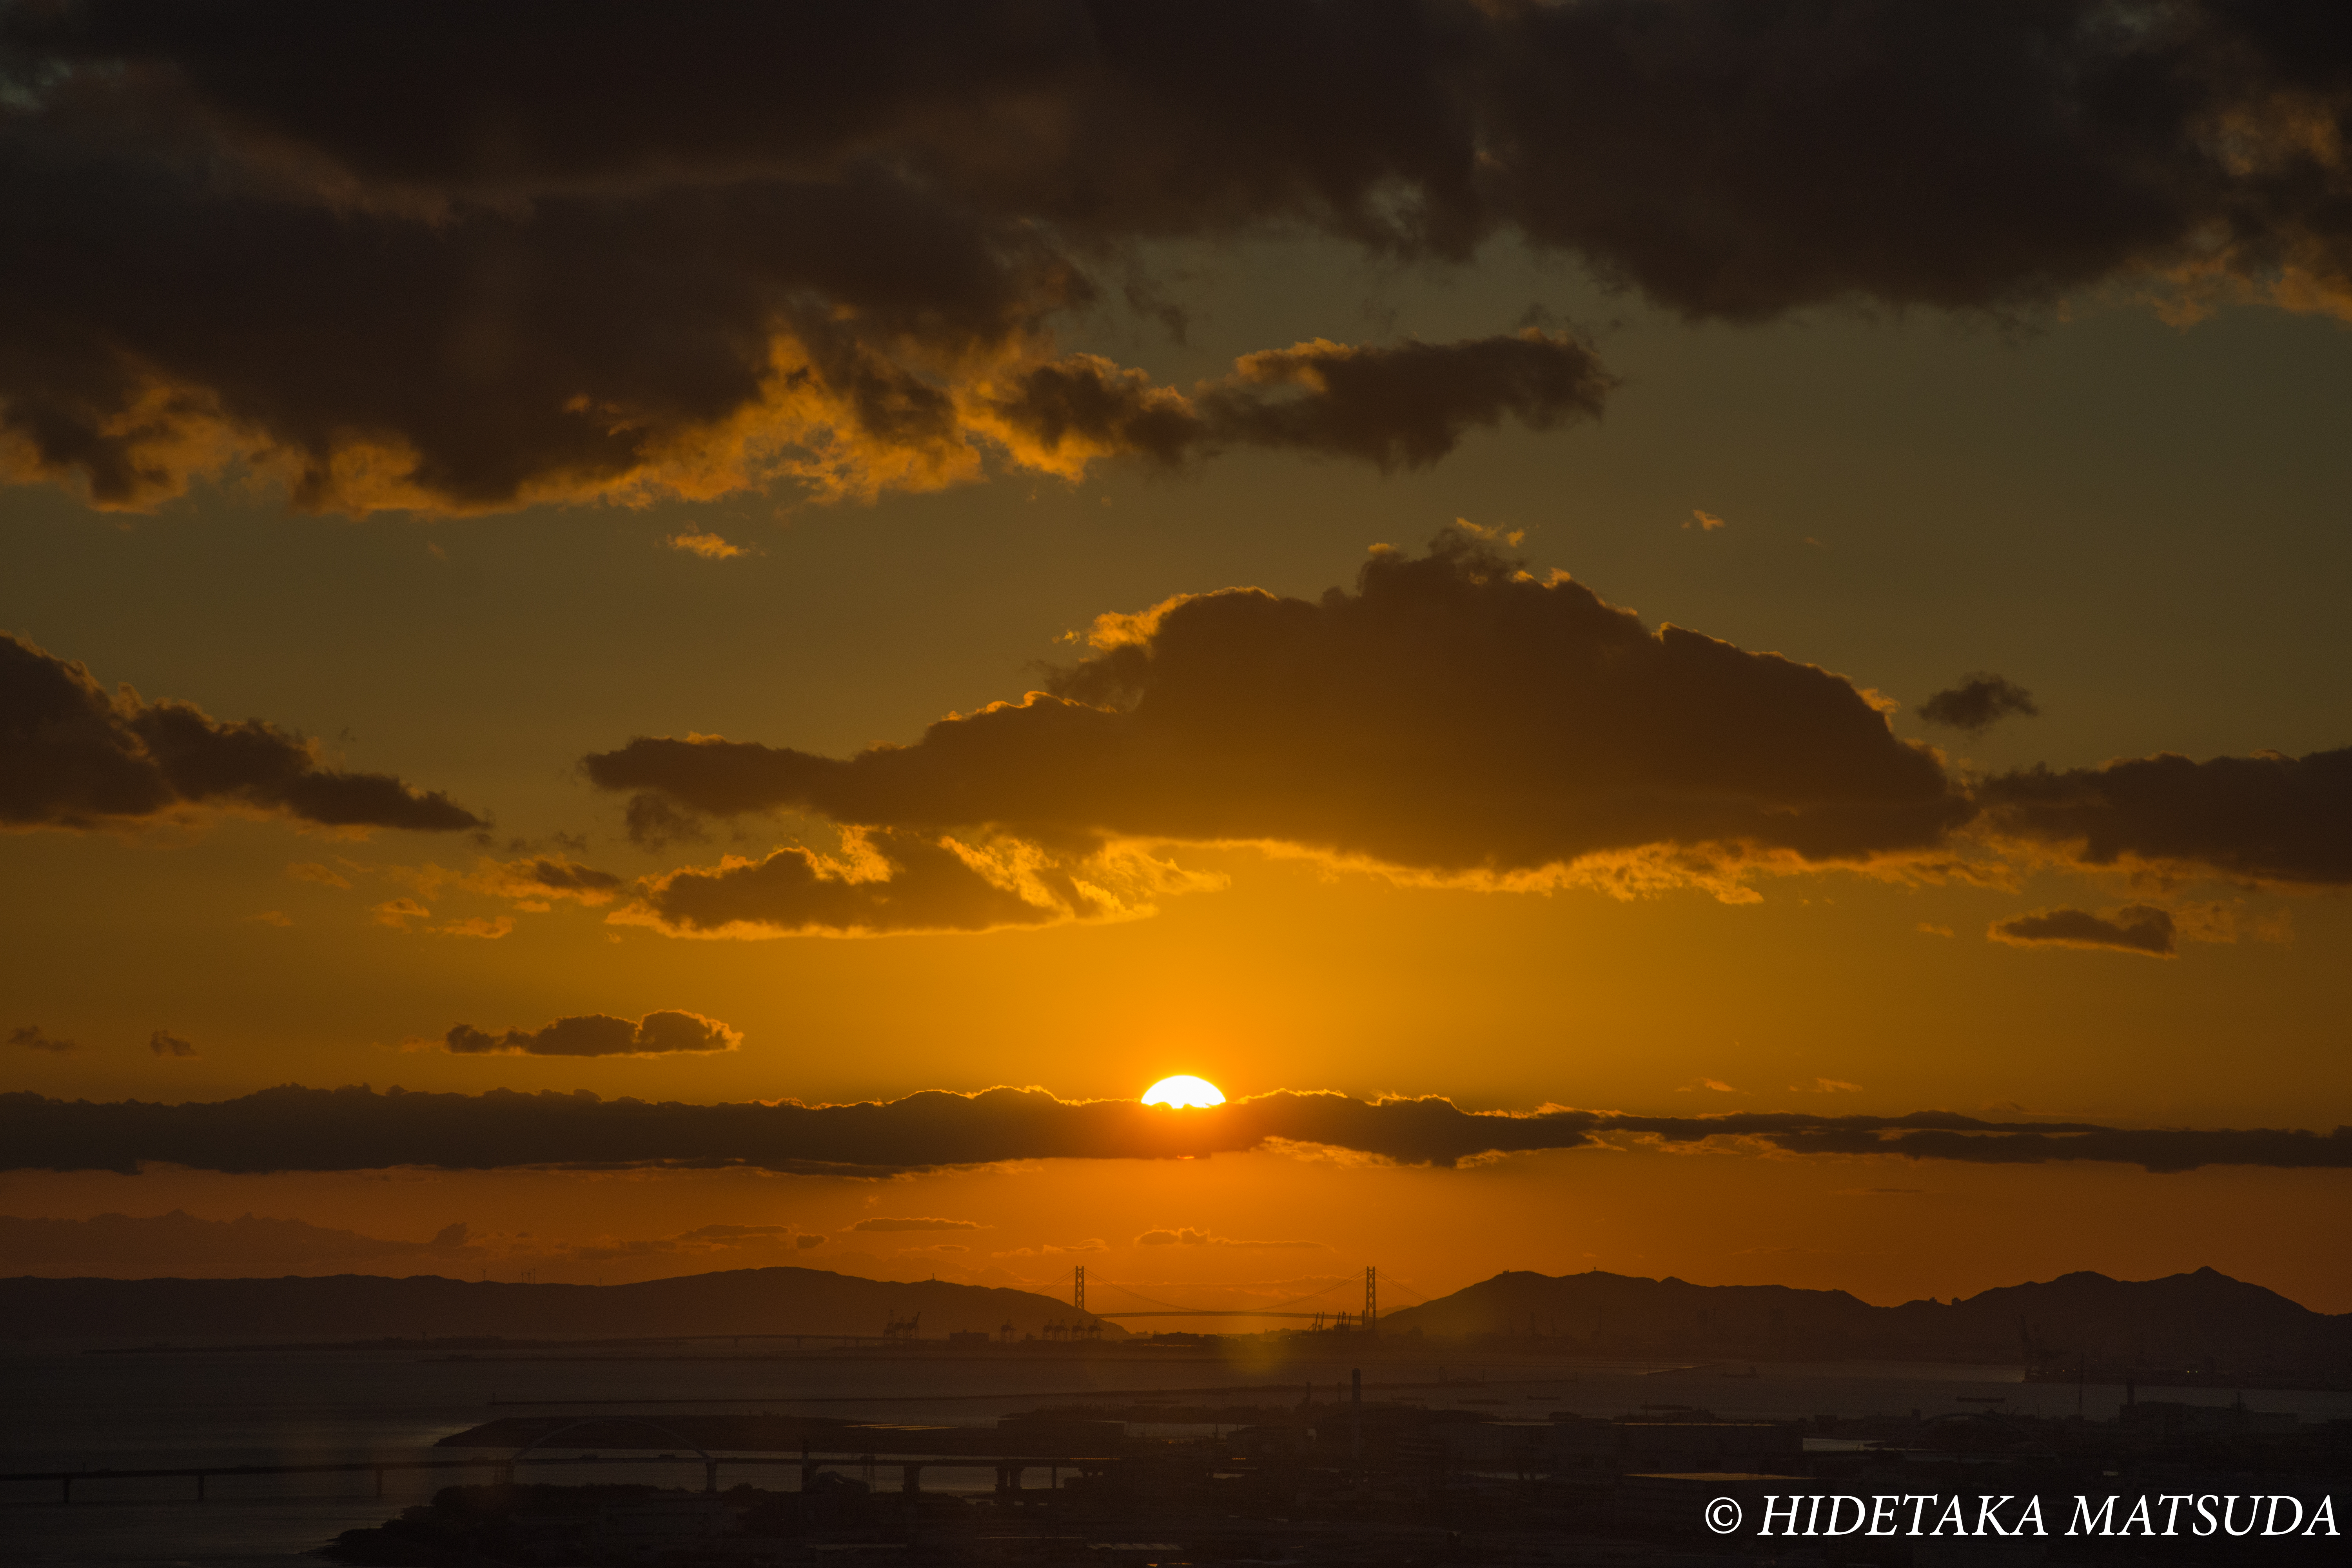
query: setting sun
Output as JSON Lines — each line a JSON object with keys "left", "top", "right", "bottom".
{"left": 1141, "top": 1075, "right": 1225, "bottom": 1109}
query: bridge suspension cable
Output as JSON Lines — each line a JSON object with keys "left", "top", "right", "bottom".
{"left": 1075, "top": 1266, "right": 1395, "bottom": 1320}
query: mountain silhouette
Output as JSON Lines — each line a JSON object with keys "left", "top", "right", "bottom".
{"left": 1378, "top": 1266, "right": 2352, "bottom": 1377}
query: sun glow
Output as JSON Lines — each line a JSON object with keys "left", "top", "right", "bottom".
{"left": 1142, "top": 1074, "right": 1225, "bottom": 1109}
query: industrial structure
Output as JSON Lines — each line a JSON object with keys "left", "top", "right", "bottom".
{"left": 1073, "top": 1264, "right": 1386, "bottom": 1328}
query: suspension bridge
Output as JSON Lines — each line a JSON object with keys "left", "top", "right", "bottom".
{"left": 1065, "top": 1265, "right": 1432, "bottom": 1328}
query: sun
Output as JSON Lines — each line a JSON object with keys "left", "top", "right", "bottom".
{"left": 1142, "top": 1074, "right": 1225, "bottom": 1109}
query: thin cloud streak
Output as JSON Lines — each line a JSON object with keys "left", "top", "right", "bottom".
{"left": 1990, "top": 904, "right": 2177, "bottom": 957}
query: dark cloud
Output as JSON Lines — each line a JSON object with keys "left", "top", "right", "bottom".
{"left": 986, "top": 330, "right": 1611, "bottom": 472}
{"left": 7, "top": 1024, "right": 75, "bottom": 1053}
{"left": 1920, "top": 674, "right": 2039, "bottom": 732}
{"left": 7, "top": 2, "right": 2351, "bottom": 512}
{"left": 848, "top": 1217, "right": 983, "bottom": 1233}
{"left": 794, "top": 1233, "right": 826, "bottom": 1250}
{"left": 1980, "top": 746, "right": 2352, "bottom": 887}
{"left": 1989, "top": 904, "right": 2177, "bottom": 957}
{"left": 440, "top": 1009, "right": 741, "bottom": 1058}
{"left": 588, "top": 535, "right": 1969, "bottom": 901}
{"left": 1, "top": 632, "right": 483, "bottom": 833}
{"left": 5, "top": 1083, "right": 2343, "bottom": 1178}
{"left": 147, "top": 1029, "right": 198, "bottom": 1056}
{"left": 593, "top": 540, "right": 2352, "bottom": 915}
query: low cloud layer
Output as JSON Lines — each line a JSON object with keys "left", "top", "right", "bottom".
{"left": 1920, "top": 674, "right": 2038, "bottom": 733}
{"left": 5, "top": 1085, "right": 2342, "bottom": 1178}
{"left": 440, "top": 1010, "right": 742, "bottom": 1058}
{"left": 849, "top": 1217, "right": 983, "bottom": 1233}
{"left": 8, "top": 1024, "right": 74, "bottom": 1053}
{"left": 2, "top": 632, "right": 482, "bottom": 834}
{"left": 7, "top": 3, "right": 2352, "bottom": 512}
{"left": 590, "top": 535, "right": 1969, "bottom": 905}
{"left": 1990, "top": 904, "right": 2177, "bottom": 957}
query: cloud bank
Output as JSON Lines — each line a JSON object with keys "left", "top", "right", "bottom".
{"left": 8, "top": 1, "right": 2352, "bottom": 512}
{"left": 4, "top": 1085, "right": 2343, "bottom": 1178}
{"left": 2, "top": 632, "right": 483, "bottom": 834}
{"left": 590, "top": 535, "right": 1970, "bottom": 907}
{"left": 588, "top": 537, "right": 2352, "bottom": 919}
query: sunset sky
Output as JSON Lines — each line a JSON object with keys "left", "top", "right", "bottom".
{"left": 4, "top": 2, "right": 2350, "bottom": 1317}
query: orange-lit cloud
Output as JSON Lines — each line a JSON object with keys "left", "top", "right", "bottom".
{"left": 614, "top": 828, "right": 1219, "bottom": 939}
{"left": 665, "top": 531, "right": 748, "bottom": 560}
{"left": 431, "top": 915, "right": 514, "bottom": 940}
{"left": 2, "top": 633, "right": 483, "bottom": 835}
{"left": 8, "top": 1084, "right": 2346, "bottom": 1178}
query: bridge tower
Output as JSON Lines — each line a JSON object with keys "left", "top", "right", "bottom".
{"left": 1365, "top": 1265, "right": 1377, "bottom": 1330}
{"left": 1074, "top": 1263, "right": 1086, "bottom": 1313}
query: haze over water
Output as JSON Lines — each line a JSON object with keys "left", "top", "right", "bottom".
{"left": 8, "top": 1342, "right": 2347, "bottom": 1565}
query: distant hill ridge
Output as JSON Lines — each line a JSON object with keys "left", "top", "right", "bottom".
{"left": 1377, "top": 1266, "right": 2352, "bottom": 1374}
{"left": 5, "top": 1265, "right": 2345, "bottom": 1376}
{"left": 0, "top": 1265, "right": 1120, "bottom": 1343}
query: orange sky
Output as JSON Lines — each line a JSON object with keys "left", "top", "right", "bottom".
{"left": 5, "top": 5, "right": 2351, "bottom": 1318}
